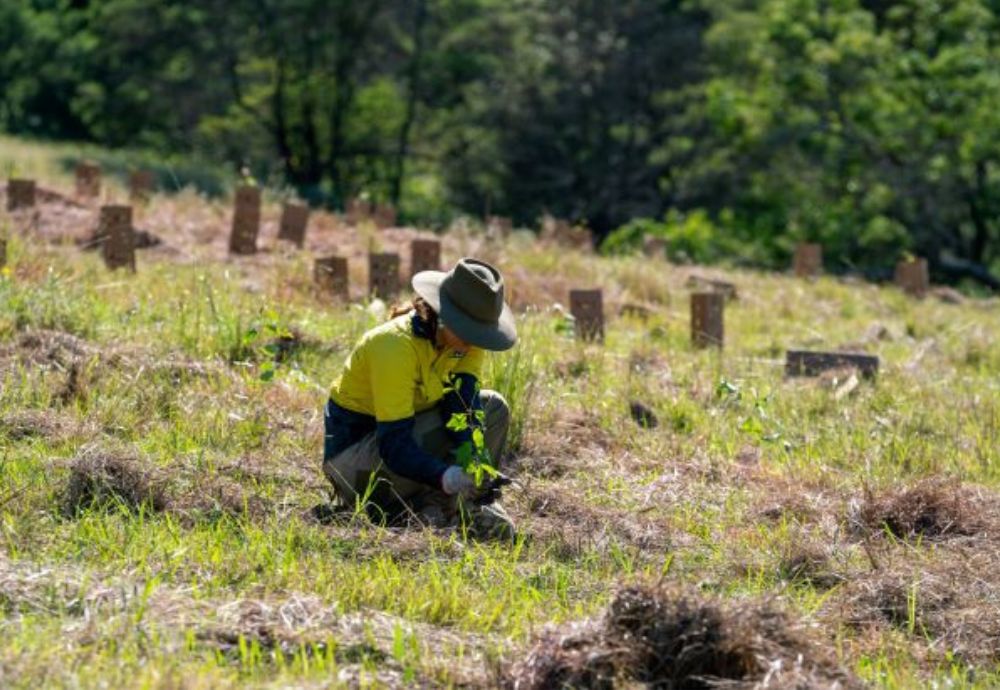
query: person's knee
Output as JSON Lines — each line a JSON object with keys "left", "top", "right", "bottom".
{"left": 479, "top": 390, "right": 511, "bottom": 462}
{"left": 480, "top": 389, "right": 510, "bottom": 426}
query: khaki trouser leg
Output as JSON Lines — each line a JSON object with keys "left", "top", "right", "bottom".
{"left": 323, "top": 390, "right": 511, "bottom": 522}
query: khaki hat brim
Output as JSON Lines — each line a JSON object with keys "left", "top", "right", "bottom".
{"left": 412, "top": 270, "right": 518, "bottom": 351}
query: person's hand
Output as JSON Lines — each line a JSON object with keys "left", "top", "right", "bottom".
{"left": 441, "top": 465, "right": 478, "bottom": 499}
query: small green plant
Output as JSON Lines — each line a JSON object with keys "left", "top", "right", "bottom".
{"left": 354, "top": 468, "right": 386, "bottom": 523}
{"left": 715, "top": 378, "right": 785, "bottom": 444}
{"left": 445, "top": 379, "right": 499, "bottom": 488}
{"left": 240, "top": 308, "right": 294, "bottom": 381}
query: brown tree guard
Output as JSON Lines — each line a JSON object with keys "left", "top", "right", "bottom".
{"left": 229, "top": 186, "right": 261, "bottom": 255}
{"left": 278, "top": 202, "right": 310, "bottom": 248}
{"left": 794, "top": 243, "right": 823, "bottom": 278}
{"left": 685, "top": 274, "right": 738, "bottom": 301}
{"left": 75, "top": 162, "right": 101, "bottom": 199}
{"left": 691, "top": 292, "right": 724, "bottom": 348}
{"left": 570, "top": 289, "right": 605, "bottom": 342}
{"left": 98, "top": 205, "right": 136, "bottom": 272}
{"left": 410, "top": 238, "right": 441, "bottom": 277}
{"left": 369, "top": 252, "right": 401, "bottom": 300}
{"left": 314, "top": 256, "right": 349, "bottom": 300}
{"left": 7, "top": 179, "right": 36, "bottom": 211}
{"left": 895, "top": 258, "right": 929, "bottom": 298}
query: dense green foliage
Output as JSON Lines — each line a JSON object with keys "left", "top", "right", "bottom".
{"left": 4, "top": 0, "right": 1000, "bottom": 283}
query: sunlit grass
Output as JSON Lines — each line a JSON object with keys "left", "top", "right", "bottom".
{"left": 2, "top": 137, "right": 1000, "bottom": 687}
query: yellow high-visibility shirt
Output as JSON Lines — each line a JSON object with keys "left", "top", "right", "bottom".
{"left": 330, "top": 314, "right": 485, "bottom": 422}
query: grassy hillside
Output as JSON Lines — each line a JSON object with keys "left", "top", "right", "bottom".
{"left": 2, "top": 137, "right": 1000, "bottom": 688}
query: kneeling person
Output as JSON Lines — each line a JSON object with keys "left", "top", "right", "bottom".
{"left": 322, "top": 258, "right": 517, "bottom": 538}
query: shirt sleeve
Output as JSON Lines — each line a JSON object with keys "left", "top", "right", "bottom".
{"left": 376, "top": 418, "right": 451, "bottom": 488}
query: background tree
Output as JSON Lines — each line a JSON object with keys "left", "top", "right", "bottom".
{"left": 3, "top": 0, "right": 1000, "bottom": 286}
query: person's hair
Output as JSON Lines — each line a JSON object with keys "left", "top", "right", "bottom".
{"left": 390, "top": 297, "right": 439, "bottom": 340}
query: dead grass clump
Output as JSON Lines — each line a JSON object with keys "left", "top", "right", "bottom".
{"left": 35, "top": 186, "right": 85, "bottom": 208}
{"left": 132, "top": 229, "right": 162, "bottom": 249}
{"left": 845, "top": 574, "right": 954, "bottom": 632}
{"left": 747, "top": 477, "right": 848, "bottom": 530}
{"left": 829, "top": 549, "right": 1000, "bottom": 666}
{"left": 171, "top": 476, "right": 271, "bottom": 523}
{"left": 606, "top": 586, "right": 748, "bottom": 686}
{"left": 62, "top": 445, "right": 273, "bottom": 523}
{"left": 216, "top": 452, "right": 319, "bottom": 489}
{"left": 522, "top": 488, "right": 670, "bottom": 558}
{"left": 10, "top": 329, "right": 92, "bottom": 367}
{"left": 506, "top": 583, "right": 859, "bottom": 689}
{"left": 506, "top": 621, "right": 622, "bottom": 689}
{"left": 777, "top": 542, "right": 843, "bottom": 589}
{"left": 63, "top": 446, "right": 168, "bottom": 516}
{"left": 517, "top": 410, "right": 616, "bottom": 476}
{"left": 857, "top": 478, "right": 994, "bottom": 541}
{"left": 0, "top": 409, "right": 70, "bottom": 441}
{"left": 515, "top": 425, "right": 614, "bottom": 481}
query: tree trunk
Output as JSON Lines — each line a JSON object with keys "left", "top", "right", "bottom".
{"left": 327, "top": 0, "right": 382, "bottom": 206}
{"left": 390, "top": 0, "right": 428, "bottom": 208}
{"left": 967, "top": 160, "right": 992, "bottom": 265}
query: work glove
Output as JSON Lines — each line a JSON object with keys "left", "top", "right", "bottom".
{"left": 441, "top": 465, "right": 478, "bottom": 499}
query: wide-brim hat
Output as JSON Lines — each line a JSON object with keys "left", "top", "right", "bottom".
{"left": 412, "top": 258, "right": 517, "bottom": 351}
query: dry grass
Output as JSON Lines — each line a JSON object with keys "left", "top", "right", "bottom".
{"left": 518, "top": 486, "right": 672, "bottom": 558}
{"left": 777, "top": 540, "right": 843, "bottom": 589}
{"left": 507, "top": 582, "right": 861, "bottom": 689}
{"left": 856, "top": 478, "right": 998, "bottom": 542}
{"left": 170, "top": 475, "right": 273, "bottom": 524}
{"left": 0, "top": 329, "right": 95, "bottom": 366}
{"left": 829, "top": 546, "right": 1000, "bottom": 667}
{"left": 0, "top": 409, "right": 74, "bottom": 442}
{"left": 514, "top": 408, "right": 617, "bottom": 480}
{"left": 62, "top": 445, "right": 168, "bottom": 516}
{"left": 0, "top": 552, "right": 494, "bottom": 687}
{"left": 62, "top": 444, "right": 275, "bottom": 522}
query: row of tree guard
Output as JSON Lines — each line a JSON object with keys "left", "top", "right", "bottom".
{"left": 788, "top": 242, "right": 930, "bottom": 298}
{"left": 4, "top": 166, "right": 933, "bottom": 300}
{"left": 570, "top": 287, "right": 879, "bottom": 380}
{"left": 3, "top": 183, "right": 445, "bottom": 299}
{"left": 641, "top": 237, "right": 930, "bottom": 300}
{"left": 5, "top": 167, "right": 153, "bottom": 208}
{"left": 1, "top": 172, "right": 925, "bottom": 380}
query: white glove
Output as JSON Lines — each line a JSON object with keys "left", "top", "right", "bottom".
{"left": 441, "top": 465, "right": 478, "bottom": 498}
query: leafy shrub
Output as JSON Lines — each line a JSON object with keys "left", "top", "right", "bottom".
{"left": 601, "top": 209, "right": 740, "bottom": 264}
